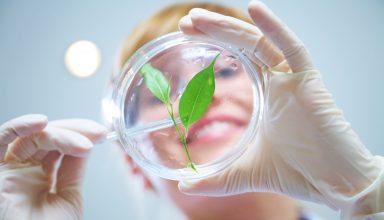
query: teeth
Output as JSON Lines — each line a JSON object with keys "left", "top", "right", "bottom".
{"left": 193, "top": 121, "right": 233, "bottom": 139}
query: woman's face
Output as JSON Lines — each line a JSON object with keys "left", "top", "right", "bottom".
{"left": 127, "top": 47, "right": 256, "bottom": 217}
{"left": 136, "top": 48, "right": 253, "bottom": 168}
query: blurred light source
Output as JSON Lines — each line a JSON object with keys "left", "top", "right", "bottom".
{"left": 65, "top": 40, "right": 101, "bottom": 78}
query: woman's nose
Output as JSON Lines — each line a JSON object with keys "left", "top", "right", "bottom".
{"left": 209, "top": 94, "right": 222, "bottom": 108}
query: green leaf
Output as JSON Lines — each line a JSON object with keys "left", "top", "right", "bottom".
{"left": 179, "top": 54, "right": 219, "bottom": 129}
{"left": 139, "top": 63, "right": 170, "bottom": 104}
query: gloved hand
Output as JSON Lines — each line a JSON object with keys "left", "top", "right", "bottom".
{"left": 0, "top": 114, "right": 107, "bottom": 220}
{"left": 178, "top": 1, "right": 384, "bottom": 219}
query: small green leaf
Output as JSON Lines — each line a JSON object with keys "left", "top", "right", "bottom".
{"left": 179, "top": 54, "right": 220, "bottom": 129}
{"left": 139, "top": 63, "right": 170, "bottom": 104}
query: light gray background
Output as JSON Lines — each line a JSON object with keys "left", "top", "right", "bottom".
{"left": 1, "top": 0, "right": 383, "bottom": 219}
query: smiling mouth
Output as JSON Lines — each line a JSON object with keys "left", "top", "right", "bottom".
{"left": 186, "top": 116, "right": 246, "bottom": 146}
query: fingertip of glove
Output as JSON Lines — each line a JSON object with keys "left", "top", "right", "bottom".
{"left": 10, "top": 114, "right": 48, "bottom": 136}
{"left": 50, "top": 119, "right": 108, "bottom": 143}
{"left": 188, "top": 8, "right": 212, "bottom": 23}
{"left": 21, "top": 113, "right": 48, "bottom": 123}
{"left": 40, "top": 126, "right": 94, "bottom": 157}
{"left": 189, "top": 8, "right": 208, "bottom": 16}
{"left": 178, "top": 15, "right": 192, "bottom": 31}
{"left": 68, "top": 136, "right": 94, "bottom": 158}
{"left": 248, "top": 0, "right": 268, "bottom": 19}
{"left": 86, "top": 121, "right": 108, "bottom": 143}
{"left": 27, "top": 114, "right": 49, "bottom": 122}
{"left": 179, "top": 15, "right": 205, "bottom": 37}
{"left": 70, "top": 130, "right": 94, "bottom": 151}
{"left": 248, "top": 0, "right": 264, "bottom": 10}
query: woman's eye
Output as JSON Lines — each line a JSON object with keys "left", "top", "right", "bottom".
{"left": 217, "top": 68, "right": 237, "bottom": 78}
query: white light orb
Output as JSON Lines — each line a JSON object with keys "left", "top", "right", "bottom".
{"left": 65, "top": 40, "right": 101, "bottom": 78}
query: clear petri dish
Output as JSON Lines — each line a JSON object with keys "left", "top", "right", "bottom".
{"left": 109, "top": 32, "right": 264, "bottom": 181}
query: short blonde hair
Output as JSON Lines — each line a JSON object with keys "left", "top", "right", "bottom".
{"left": 116, "top": 3, "right": 252, "bottom": 72}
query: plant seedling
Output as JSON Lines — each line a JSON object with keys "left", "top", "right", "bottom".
{"left": 139, "top": 53, "right": 220, "bottom": 172}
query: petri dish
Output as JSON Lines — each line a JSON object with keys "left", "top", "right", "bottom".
{"left": 108, "top": 31, "right": 264, "bottom": 181}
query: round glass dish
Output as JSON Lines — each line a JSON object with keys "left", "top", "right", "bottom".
{"left": 110, "top": 31, "right": 264, "bottom": 181}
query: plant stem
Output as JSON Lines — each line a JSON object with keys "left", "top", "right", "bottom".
{"left": 166, "top": 102, "right": 197, "bottom": 172}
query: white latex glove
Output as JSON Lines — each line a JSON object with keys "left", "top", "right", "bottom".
{"left": 178, "top": 1, "right": 384, "bottom": 219}
{"left": 0, "top": 114, "right": 107, "bottom": 220}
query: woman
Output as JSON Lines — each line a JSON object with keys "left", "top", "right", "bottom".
{"left": 109, "top": 3, "right": 301, "bottom": 219}
{"left": 0, "top": 1, "right": 382, "bottom": 220}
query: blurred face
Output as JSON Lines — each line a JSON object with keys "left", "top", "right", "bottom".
{"left": 136, "top": 48, "right": 253, "bottom": 168}
{"left": 125, "top": 47, "right": 264, "bottom": 218}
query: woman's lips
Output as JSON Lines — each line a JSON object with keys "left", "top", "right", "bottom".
{"left": 186, "top": 115, "right": 246, "bottom": 146}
